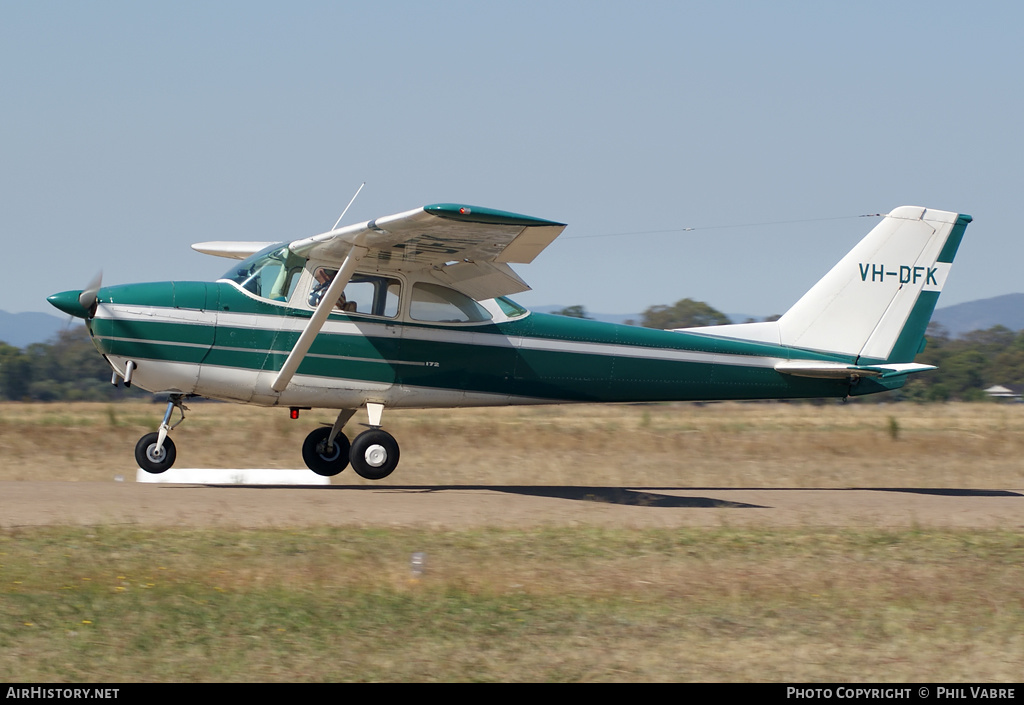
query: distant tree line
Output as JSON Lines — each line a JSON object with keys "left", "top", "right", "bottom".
{"left": 4, "top": 307, "right": 1024, "bottom": 402}
{"left": 551, "top": 298, "right": 734, "bottom": 328}
{"left": 0, "top": 327, "right": 139, "bottom": 402}
{"left": 899, "top": 324, "right": 1024, "bottom": 402}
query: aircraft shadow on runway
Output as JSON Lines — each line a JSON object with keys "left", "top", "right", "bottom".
{"left": 180, "top": 483, "right": 1022, "bottom": 508}
{"left": 867, "top": 487, "right": 1022, "bottom": 497}
{"left": 188, "top": 484, "right": 766, "bottom": 508}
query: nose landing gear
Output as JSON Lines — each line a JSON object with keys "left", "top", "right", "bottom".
{"left": 135, "top": 395, "right": 188, "bottom": 474}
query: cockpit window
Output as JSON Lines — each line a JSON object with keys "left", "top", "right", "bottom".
{"left": 224, "top": 243, "right": 304, "bottom": 302}
{"left": 410, "top": 282, "right": 492, "bottom": 323}
{"left": 309, "top": 268, "right": 401, "bottom": 318}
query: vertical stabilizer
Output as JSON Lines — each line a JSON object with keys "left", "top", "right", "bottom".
{"left": 775, "top": 206, "right": 971, "bottom": 363}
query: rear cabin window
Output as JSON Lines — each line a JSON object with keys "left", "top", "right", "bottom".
{"left": 494, "top": 296, "right": 528, "bottom": 318}
{"left": 410, "top": 282, "right": 492, "bottom": 323}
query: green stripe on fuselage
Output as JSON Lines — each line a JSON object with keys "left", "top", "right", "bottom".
{"left": 91, "top": 282, "right": 857, "bottom": 403}
{"left": 91, "top": 318, "right": 214, "bottom": 364}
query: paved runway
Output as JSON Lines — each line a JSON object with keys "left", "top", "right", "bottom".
{"left": 2, "top": 481, "right": 1021, "bottom": 529}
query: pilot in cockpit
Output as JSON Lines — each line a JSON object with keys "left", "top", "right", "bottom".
{"left": 309, "top": 268, "right": 357, "bottom": 312}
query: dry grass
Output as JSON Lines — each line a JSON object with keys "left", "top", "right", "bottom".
{"left": 1, "top": 400, "right": 1022, "bottom": 487}
{"left": 1, "top": 526, "right": 1022, "bottom": 682}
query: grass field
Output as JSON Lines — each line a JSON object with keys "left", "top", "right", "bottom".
{"left": 2, "top": 526, "right": 1022, "bottom": 682}
{"left": 1, "top": 401, "right": 1022, "bottom": 681}
{"left": 1, "top": 400, "right": 1023, "bottom": 487}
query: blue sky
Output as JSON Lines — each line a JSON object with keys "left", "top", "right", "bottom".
{"left": 3, "top": 2, "right": 1020, "bottom": 317}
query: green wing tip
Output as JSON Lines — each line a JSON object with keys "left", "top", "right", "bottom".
{"left": 424, "top": 203, "right": 565, "bottom": 227}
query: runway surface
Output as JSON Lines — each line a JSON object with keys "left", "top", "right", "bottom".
{"left": 2, "top": 481, "right": 1022, "bottom": 529}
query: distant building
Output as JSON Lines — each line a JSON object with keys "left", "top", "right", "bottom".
{"left": 983, "top": 384, "right": 1024, "bottom": 401}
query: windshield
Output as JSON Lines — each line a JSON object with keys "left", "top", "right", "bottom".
{"left": 223, "top": 243, "right": 306, "bottom": 302}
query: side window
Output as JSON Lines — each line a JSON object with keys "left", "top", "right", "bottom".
{"left": 410, "top": 282, "right": 492, "bottom": 323}
{"left": 309, "top": 268, "right": 401, "bottom": 318}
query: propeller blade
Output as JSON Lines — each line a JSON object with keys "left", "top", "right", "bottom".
{"left": 78, "top": 270, "right": 103, "bottom": 314}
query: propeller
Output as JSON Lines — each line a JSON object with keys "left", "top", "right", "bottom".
{"left": 47, "top": 270, "right": 103, "bottom": 320}
{"left": 78, "top": 270, "right": 103, "bottom": 315}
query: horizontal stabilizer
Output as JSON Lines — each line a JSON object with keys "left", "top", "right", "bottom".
{"left": 774, "top": 361, "right": 936, "bottom": 379}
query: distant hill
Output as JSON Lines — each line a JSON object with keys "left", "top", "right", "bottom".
{"left": 928, "top": 293, "right": 1024, "bottom": 337}
{"left": 0, "top": 311, "right": 78, "bottom": 348}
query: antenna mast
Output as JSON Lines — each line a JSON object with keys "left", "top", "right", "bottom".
{"left": 331, "top": 182, "right": 366, "bottom": 231}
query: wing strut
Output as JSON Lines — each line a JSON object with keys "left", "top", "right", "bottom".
{"left": 272, "top": 245, "right": 368, "bottom": 393}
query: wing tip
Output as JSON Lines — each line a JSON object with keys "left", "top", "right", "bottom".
{"left": 424, "top": 203, "right": 565, "bottom": 227}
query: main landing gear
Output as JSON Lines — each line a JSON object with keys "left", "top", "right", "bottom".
{"left": 135, "top": 394, "right": 188, "bottom": 474}
{"left": 300, "top": 404, "right": 400, "bottom": 480}
{"left": 133, "top": 397, "right": 400, "bottom": 480}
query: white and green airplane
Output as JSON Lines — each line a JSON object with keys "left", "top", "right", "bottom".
{"left": 48, "top": 203, "right": 970, "bottom": 480}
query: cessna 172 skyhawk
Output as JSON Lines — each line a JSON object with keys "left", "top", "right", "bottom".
{"left": 48, "top": 203, "right": 970, "bottom": 480}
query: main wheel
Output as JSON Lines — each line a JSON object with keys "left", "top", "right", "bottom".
{"left": 302, "top": 427, "right": 350, "bottom": 476}
{"left": 135, "top": 432, "right": 176, "bottom": 474}
{"left": 349, "top": 429, "right": 400, "bottom": 480}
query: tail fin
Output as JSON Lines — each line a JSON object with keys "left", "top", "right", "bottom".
{"left": 688, "top": 206, "right": 972, "bottom": 365}
{"left": 777, "top": 206, "right": 971, "bottom": 363}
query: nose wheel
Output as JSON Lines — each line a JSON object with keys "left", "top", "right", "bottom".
{"left": 136, "top": 394, "right": 188, "bottom": 474}
{"left": 135, "top": 432, "right": 177, "bottom": 474}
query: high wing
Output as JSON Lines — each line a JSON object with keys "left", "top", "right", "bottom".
{"left": 193, "top": 203, "right": 567, "bottom": 393}
{"left": 289, "top": 203, "right": 566, "bottom": 300}
{"left": 193, "top": 203, "right": 566, "bottom": 300}
{"left": 292, "top": 203, "right": 565, "bottom": 266}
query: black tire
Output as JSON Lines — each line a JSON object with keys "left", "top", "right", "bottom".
{"left": 301, "top": 427, "right": 350, "bottom": 476}
{"left": 349, "top": 429, "right": 400, "bottom": 480}
{"left": 135, "top": 432, "right": 176, "bottom": 474}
